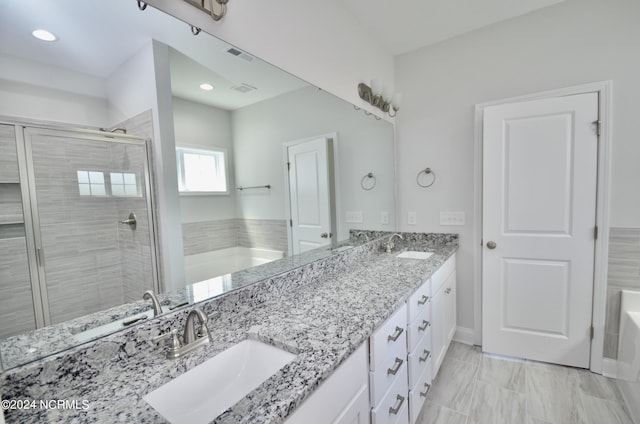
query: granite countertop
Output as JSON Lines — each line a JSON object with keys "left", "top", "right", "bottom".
{"left": 1, "top": 235, "right": 457, "bottom": 424}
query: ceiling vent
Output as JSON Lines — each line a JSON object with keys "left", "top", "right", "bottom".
{"left": 226, "top": 47, "right": 254, "bottom": 62}
{"left": 231, "top": 83, "right": 257, "bottom": 93}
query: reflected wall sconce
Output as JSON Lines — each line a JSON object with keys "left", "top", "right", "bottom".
{"left": 187, "top": 0, "right": 230, "bottom": 22}
{"left": 138, "top": 0, "right": 230, "bottom": 22}
{"left": 357, "top": 80, "right": 401, "bottom": 118}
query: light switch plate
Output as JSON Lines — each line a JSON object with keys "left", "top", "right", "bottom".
{"left": 346, "top": 211, "right": 363, "bottom": 223}
{"left": 408, "top": 211, "right": 417, "bottom": 225}
{"left": 381, "top": 211, "right": 389, "bottom": 225}
{"left": 440, "top": 211, "right": 465, "bottom": 226}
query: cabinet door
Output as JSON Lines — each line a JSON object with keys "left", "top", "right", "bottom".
{"left": 333, "top": 384, "right": 370, "bottom": 424}
{"left": 285, "top": 343, "right": 368, "bottom": 424}
{"left": 431, "top": 287, "right": 445, "bottom": 378}
{"left": 443, "top": 271, "right": 457, "bottom": 346}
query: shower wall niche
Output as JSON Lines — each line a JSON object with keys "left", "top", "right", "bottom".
{"left": 0, "top": 122, "right": 159, "bottom": 338}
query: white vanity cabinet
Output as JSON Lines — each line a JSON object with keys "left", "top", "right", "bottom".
{"left": 285, "top": 343, "right": 370, "bottom": 424}
{"left": 295, "top": 253, "right": 456, "bottom": 424}
{"left": 430, "top": 255, "right": 456, "bottom": 379}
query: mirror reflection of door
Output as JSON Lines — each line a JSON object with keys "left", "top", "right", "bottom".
{"left": 285, "top": 136, "right": 336, "bottom": 254}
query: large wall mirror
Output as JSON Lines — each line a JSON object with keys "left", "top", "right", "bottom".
{"left": 0, "top": 0, "right": 395, "bottom": 369}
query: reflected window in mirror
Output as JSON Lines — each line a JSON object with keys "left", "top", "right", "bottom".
{"left": 77, "top": 170, "right": 106, "bottom": 196}
{"left": 110, "top": 172, "right": 141, "bottom": 197}
{"left": 176, "top": 147, "right": 229, "bottom": 194}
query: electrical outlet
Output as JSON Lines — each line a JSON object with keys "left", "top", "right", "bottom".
{"left": 408, "top": 211, "right": 417, "bottom": 225}
{"left": 381, "top": 211, "right": 389, "bottom": 225}
{"left": 440, "top": 211, "right": 465, "bottom": 226}
{"left": 346, "top": 211, "right": 363, "bottom": 223}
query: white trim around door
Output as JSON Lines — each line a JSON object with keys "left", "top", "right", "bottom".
{"left": 473, "top": 80, "right": 612, "bottom": 373}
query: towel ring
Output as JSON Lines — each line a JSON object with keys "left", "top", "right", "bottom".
{"left": 361, "top": 172, "right": 376, "bottom": 191}
{"left": 416, "top": 168, "right": 436, "bottom": 188}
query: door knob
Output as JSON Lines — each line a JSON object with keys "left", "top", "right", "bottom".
{"left": 486, "top": 241, "right": 496, "bottom": 249}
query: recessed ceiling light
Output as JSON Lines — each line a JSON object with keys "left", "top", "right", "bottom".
{"left": 200, "top": 83, "right": 214, "bottom": 91}
{"left": 32, "top": 29, "right": 57, "bottom": 42}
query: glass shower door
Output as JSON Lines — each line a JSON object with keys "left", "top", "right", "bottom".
{"left": 0, "top": 124, "right": 37, "bottom": 338}
{"left": 23, "top": 126, "right": 158, "bottom": 326}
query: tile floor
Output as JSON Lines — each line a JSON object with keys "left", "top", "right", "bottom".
{"left": 417, "top": 342, "right": 634, "bottom": 424}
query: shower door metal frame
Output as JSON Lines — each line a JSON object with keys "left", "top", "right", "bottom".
{"left": 5, "top": 119, "right": 161, "bottom": 328}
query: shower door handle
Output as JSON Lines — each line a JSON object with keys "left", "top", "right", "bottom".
{"left": 119, "top": 212, "right": 137, "bottom": 230}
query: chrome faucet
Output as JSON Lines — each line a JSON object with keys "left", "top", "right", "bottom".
{"left": 183, "top": 308, "right": 211, "bottom": 345}
{"left": 385, "top": 233, "right": 404, "bottom": 253}
{"left": 143, "top": 290, "right": 163, "bottom": 317}
{"left": 355, "top": 231, "right": 370, "bottom": 242}
{"left": 152, "top": 307, "right": 218, "bottom": 359}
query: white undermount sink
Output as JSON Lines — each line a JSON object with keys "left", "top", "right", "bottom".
{"left": 396, "top": 251, "right": 434, "bottom": 260}
{"left": 144, "top": 339, "right": 296, "bottom": 424}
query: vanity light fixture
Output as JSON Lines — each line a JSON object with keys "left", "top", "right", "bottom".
{"left": 32, "top": 29, "right": 57, "bottom": 42}
{"left": 200, "top": 83, "right": 214, "bottom": 91}
{"left": 357, "top": 80, "right": 401, "bottom": 118}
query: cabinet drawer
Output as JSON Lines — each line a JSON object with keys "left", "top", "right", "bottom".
{"left": 370, "top": 354, "right": 408, "bottom": 407}
{"left": 407, "top": 335, "right": 432, "bottom": 388}
{"left": 371, "top": 363, "right": 409, "bottom": 424}
{"left": 407, "top": 279, "right": 430, "bottom": 324}
{"left": 408, "top": 365, "right": 432, "bottom": 424}
{"left": 370, "top": 304, "right": 407, "bottom": 371}
{"left": 431, "top": 255, "right": 455, "bottom": 294}
{"left": 406, "top": 304, "right": 431, "bottom": 353}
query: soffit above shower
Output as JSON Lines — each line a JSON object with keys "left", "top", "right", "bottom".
{"left": 340, "top": 0, "right": 566, "bottom": 55}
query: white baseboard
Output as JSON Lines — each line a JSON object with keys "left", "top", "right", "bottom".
{"left": 601, "top": 357, "right": 617, "bottom": 378}
{"left": 453, "top": 326, "right": 476, "bottom": 345}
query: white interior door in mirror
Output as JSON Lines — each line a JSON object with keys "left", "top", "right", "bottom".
{"left": 286, "top": 137, "right": 332, "bottom": 254}
{"left": 482, "top": 92, "right": 598, "bottom": 368}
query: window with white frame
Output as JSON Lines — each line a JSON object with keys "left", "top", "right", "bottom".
{"left": 176, "top": 147, "right": 228, "bottom": 194}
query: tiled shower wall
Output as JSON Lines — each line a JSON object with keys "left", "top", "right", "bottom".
{"left": 182, "top": 218, "right": 288, "bottom": 256}
{"left": 112, "top": 110, "right": 157, "bottom": 304}
{"left": 604, "top": 227, "right": 640, "bottom": 359}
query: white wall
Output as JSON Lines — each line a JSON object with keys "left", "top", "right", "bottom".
{"left": 232, "top": 86, "right": 395, "bottom": 241}
{"left": 107, "top": 40, "right": 185, "bottom": 292}
{"left": 0, "top": 54, "right": 109, "bottom": 126}
{"left": 143, "top": 0, "right": 395, "bottom": 121}
{"left": 394, "top": 0, "right": 640, "bottom": 334}
{"left": 172, "top": 96, "right": 236, "bottom": 223}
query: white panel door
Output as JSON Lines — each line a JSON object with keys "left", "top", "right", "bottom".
{"left": 482, "top": 93, "right": 598, "bottom": 368}
{"left": 287, "top": 137, "right": 332, "bottom": 254}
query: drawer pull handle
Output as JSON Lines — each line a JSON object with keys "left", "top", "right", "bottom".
{"left": 418, "top": 320, "right": 430, "bottom": 331}
{"left": 387, "top": 326, "right": 404, "bottom": 342}
{"left": 445, "top": 288, "right": 452, "bottom": 294}
{"left": 419, "top": 349, "right": 430, "bottom": 362}
{"left": 387, "top": 357, "right": 404, "bottom": 376}
{"left": 388, "top": 394, "right": 405, "bottom": 415}
{"left": 420, "top": 383, "right": 431, "bottom": 397}
{"left": 418, "top": 294, "right": 429, "bottom": 305}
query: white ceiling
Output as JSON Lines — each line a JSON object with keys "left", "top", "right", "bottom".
{"left": 0, "top": 0, "right": 307, "bottom": 110}
{"left": 0, "top": 0, "right": 567, "bottom": 109}
{"left": 341, "top": 0, "right": 566, "bottom": 55}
